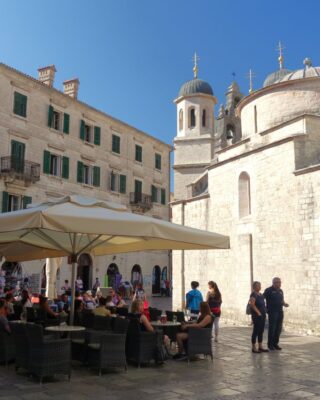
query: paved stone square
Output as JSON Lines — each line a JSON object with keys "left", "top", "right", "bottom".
{"left": 1, "top": 323, "right": 320, "bottom": 400}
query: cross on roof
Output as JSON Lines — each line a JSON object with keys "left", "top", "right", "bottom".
{"left": 192, "top": 52, "right": 200, "bottom": 78}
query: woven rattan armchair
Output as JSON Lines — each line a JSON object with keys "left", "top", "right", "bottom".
{"left": 87, "top": 332, "right": 127, "bottom": 375}
{"left": 0, "top": 327, "right": 15, "bottom": 366}
{"left": 125, "top": 318, "right": 157, "bottom": 367}
{"left": 187, "top": 328, "right": 213, "bottom": 362}
{"left": 10, "top": 322, "right": 29, "bottom": 372}
{"left": 25, "top": 323, "right": 71, "bottom": 383}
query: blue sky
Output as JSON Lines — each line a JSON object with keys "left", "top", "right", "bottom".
{"left": 0, "top": 0, "right": 318, "bottom": 148}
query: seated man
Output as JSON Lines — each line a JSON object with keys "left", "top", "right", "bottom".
{"left": 92, "top": 297, "right": 111, "bottom": 317}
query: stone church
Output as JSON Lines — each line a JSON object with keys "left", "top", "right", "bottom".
{"left": 171, "top": 53, "right": 320, "bottom": 334}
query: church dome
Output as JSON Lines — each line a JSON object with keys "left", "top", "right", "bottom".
{"left": 279, "top": 58, "right": 320, "bottom": 82}
{"left": 263, "top": 68, "right": 292, "bottom": 87}
{"left": 178, "top": 78, "right": 214, "bottom": 97}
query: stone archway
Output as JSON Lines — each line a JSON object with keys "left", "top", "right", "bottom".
{"left": 106, "top": 263, "right": 120, "bottom": 289}
{"left": 131, "top": 264, "right": 142, "bottom": 289}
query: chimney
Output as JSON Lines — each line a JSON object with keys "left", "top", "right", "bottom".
{"left": 38, "top": 65, "right": 56, "bottom": 87}
{"left": 63, "top": 78, "right": 80, "bottom": 99}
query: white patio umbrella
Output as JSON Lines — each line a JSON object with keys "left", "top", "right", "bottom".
{"left": 0, "top": 195, "right": 229, "bottom": 322}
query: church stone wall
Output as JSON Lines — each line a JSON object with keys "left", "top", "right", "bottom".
{"left": 172, "top": 139, "right": 320, "bottom": 334}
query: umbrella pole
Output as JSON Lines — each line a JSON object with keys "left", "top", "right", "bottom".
{"left": 70, "top": 256, "right": 77, "bottom": 325}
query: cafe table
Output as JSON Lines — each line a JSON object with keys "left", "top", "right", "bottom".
{"left": 150, "top": 321, "right": 181, "bottom": 327}
{"left": 45, "top": 324, "right": 85, "bottom": 338}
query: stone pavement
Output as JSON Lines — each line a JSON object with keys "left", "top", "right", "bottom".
{"left": 1, "top": 323, "right": 320, "bottom": 400}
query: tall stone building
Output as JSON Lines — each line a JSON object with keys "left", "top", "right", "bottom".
{"left": 172, "top": 54, "right": 320, "bottom": 334}
{"left": 0, "top": 62, "right": 171, "bottom": 297}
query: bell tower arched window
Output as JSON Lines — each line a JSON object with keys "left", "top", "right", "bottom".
{"left": 189, "top": 108, "right": 196, "bottom": 128}
{"left": 202, "top": 109, "right": 206, "bottom": 127}
{"left": 179, "top": 109, "right": 183, "bottom": 131}
{"left": 239, "top": 172, "right": 251, "bottom": 218}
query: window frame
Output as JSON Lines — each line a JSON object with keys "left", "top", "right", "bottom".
{"left": 135, "top": 144, "right": 143, "bottom": 163}
{"left": 155, "top": 153, "right": 162, "bottom": 171}
{"left": 13, "top": 91, "right": 27, "bottom": 118}
{"left": 112, "top": 134, "right": 121, "bottom": 154}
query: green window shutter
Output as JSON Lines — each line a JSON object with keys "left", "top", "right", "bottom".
{"left": 2, "top": 191, "right": 9, "bottom": 213}
{"left": 155, "top": 153, "right": 162, "bottom": 170}
{"left": 43, "top": 150, "right": 50, "bottom": 174}
{"left": 161, "top": 188, "right": 166, "bottom": 205}
{"left": 77, "top": 161, "right": 84, "bottom": 183}
{"left": 110, "top": 172, "right": 116, "bottom": 191}
{"left": 135, "top": 145, "right": 142, "bottom": 162}
{"left": 119, "top": 174, "right": 126, "bottom": 194}
{"left": 80, "top": 120, "right": 85, "bottom": 140}
{"left": 22, "top": 196, "right": 32, "bottom": 209}
{"left": 93, "top": 166, "right": 100, "bottom": 187}
{"left": 63, "top": 113, "right": 70, "bottom": 134}
{"left": 13, "top": 92, "right": 27, "bottom": 117}
{"left": 62, "top": 156, "right": 69, "bottom": 179}
{"left": 151, "top": 185, "right": 158, "bottom": 202}
{"left": 48, "top": 105, "right": 54, "bottom": 127}
{"left": 112, "top": 135, "right": 120, "bottom": 154}
{"left": 94, "top": 126, "right": 101, "bottom": 145}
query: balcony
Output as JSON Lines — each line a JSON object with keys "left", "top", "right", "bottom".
{"left": 129, "top": 192, "right": 152, "bottom": 212}
{"left": 0, "top": 156, "right": 40, "bottom": 184}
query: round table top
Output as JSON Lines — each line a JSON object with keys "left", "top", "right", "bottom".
{"left": 151, "top": 321, "right": 181, "bottom": 327}
{"left": 45, "top": 325, "right": 85, "bottom": 332}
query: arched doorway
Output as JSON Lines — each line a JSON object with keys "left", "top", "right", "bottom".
{"left": 105, "top": 263, "right": 120, "bottom": 290}
{"left": 0, "top": 261, "right": 23, "bottom": 291}
{"left": 77, "top": 253, "right": 92, "bottom": 291}
{"left": 41, "top": 264, "right": 46, "bottom": 295}
{"left": 131, "top": 264, "right": 142, "bottom": 289}
{"left": 152, "top": 265, "right": 161, "bottom": 295}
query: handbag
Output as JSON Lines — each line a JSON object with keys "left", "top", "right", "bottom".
{"left": 246, "top": 302, "right": 252, "bottom": 315}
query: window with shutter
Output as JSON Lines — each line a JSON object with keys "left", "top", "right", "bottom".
{"left": 62, "top": 156, "right": 69, "bottom": 179}
{"left": 119, "top": 175, "right": 126, "bottom": 194}
{"left": 48, "top": 105, "right": 54, "bottom": 127}
{"left": 23, "top": 196, "right": 32, "bottom": 209}
{"left": 43, "top": 150, "right": 50, "bottom": 174}
{"left": 135, "top": 145, "right": 142, "bottom": 162}
{"left": 161, "top": 188, "right": 166, "bottom": 205}
{"left": 13, "top": 92, "right": 27, "bottom": 117}
{"left": 155, "top": 153, "right": 162, "bottom": 170}
{"left": 80, "top": 120, "right": 85, "bottom": 140}
{"left": 63, "top": 113, "right": 70, "bottom": 134}
{"left": 93, "top": 166, "right": 100, "bottom": 187}
{"left": 77, "top": 161, "right": 84, "bottom": 183}
{"left": 112, "top": 134, "right": 120, "bottom": 154}
{"left": 2, "top": 191, "right": 9, "bottom": 213}
{"left": 151, "top": 185, "right": 158, "bottom": 203}
{"left": 94, "top": 126, "right": 101, "bottom": 145}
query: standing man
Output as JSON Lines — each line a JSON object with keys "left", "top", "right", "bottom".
{"left": 263, "top": 277, "right": 289, "bottom": 350}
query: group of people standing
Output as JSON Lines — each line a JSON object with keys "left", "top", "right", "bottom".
{"left": 249, "top": 277, "right": 289, "bottom": 353}
{"left": 186, "top": 280, "right": 222, "bottom": 342}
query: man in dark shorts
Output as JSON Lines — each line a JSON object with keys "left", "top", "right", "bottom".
{"left": 263, "top": 277, "right": 289, "bottom": 350}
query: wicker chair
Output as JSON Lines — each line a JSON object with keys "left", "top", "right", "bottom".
{"left": 10, "top": 322, "right": 29, "bottom": 372}
{"left": 13, "top": 304, "right": 23, "bottom": 320}
{"left": 93, "top": 315, "right": 112, "bottom": 331}
{"left": 125, "top": 318, "right": 157, "bottom": 367}
{"left": 186, "top": 328, "right": 213, "bottom": 362}
{"left": 112, "top": 317, "right": 129, "bottom": 334}
{"left": 149, "top": 308, "right": 161, "bottom": 321}
{"left": 25, "top": 323, "right": 71, "bottom": 383}
{"left": 87, "top": 332, "right": 127, "bottom": 375}
{"left": 26, "top": 307, "right": 36, "bottom": 322}
{"left": 116, "top": 307, "right": 128, "bottom": 317}
{"left": 0, "top": 328, "right": 15, "bottom": 366}
{"left": 81, "top": 310, "right": 94, "bottom": 329}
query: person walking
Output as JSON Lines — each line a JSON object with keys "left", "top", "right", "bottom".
{"left": 186, "top": 281, "right": 203, "bottom": 314}
{"left": 263, "top": 277, "right": 289, "bottom": 350}
{"left": 206, "top": 281, "right": 222, "bottom": 342}
{"left": 249, "top": 281, "right": 269, "bottom": 353}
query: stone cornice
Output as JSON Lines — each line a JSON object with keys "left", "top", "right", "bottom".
{"left": 170, "top": 192, "right": 210, "bottom": 206}
{"left": 216, "top": 138, "right": 250, "bottom": 154}
{"left": 208, "top": 135, "right": 305, "bottom": 171}
{"left": 173, "top": 163, "right": 210, "bottom": 170}
{"left": 294, "top": 164, "right": 320, "bottom": 176}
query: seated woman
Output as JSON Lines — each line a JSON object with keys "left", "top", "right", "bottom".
{"left": 116, "top": 292, "right": 127, "bottom": 308}
{"left": 39, "top": 295, "right": 58, "bottom": 319}
{"left": 92, "top": 297, "right": 111, "bottom": 317}
{"left": 130, "top": 299, "right": 154, "bottom": 332}
{"left": 174, "top": 302, "right": 214, "bottom": 360}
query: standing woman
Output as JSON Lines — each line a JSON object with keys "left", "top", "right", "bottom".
{"left": 250, "top": 281, "right": 268, "bottom": 353}
{"left": 206, "top": 281, "right": 222, "bottom": 342}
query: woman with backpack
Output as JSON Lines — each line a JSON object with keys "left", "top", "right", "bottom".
{"left": 249, "top": 281, "right": 269, "bottom": 353}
